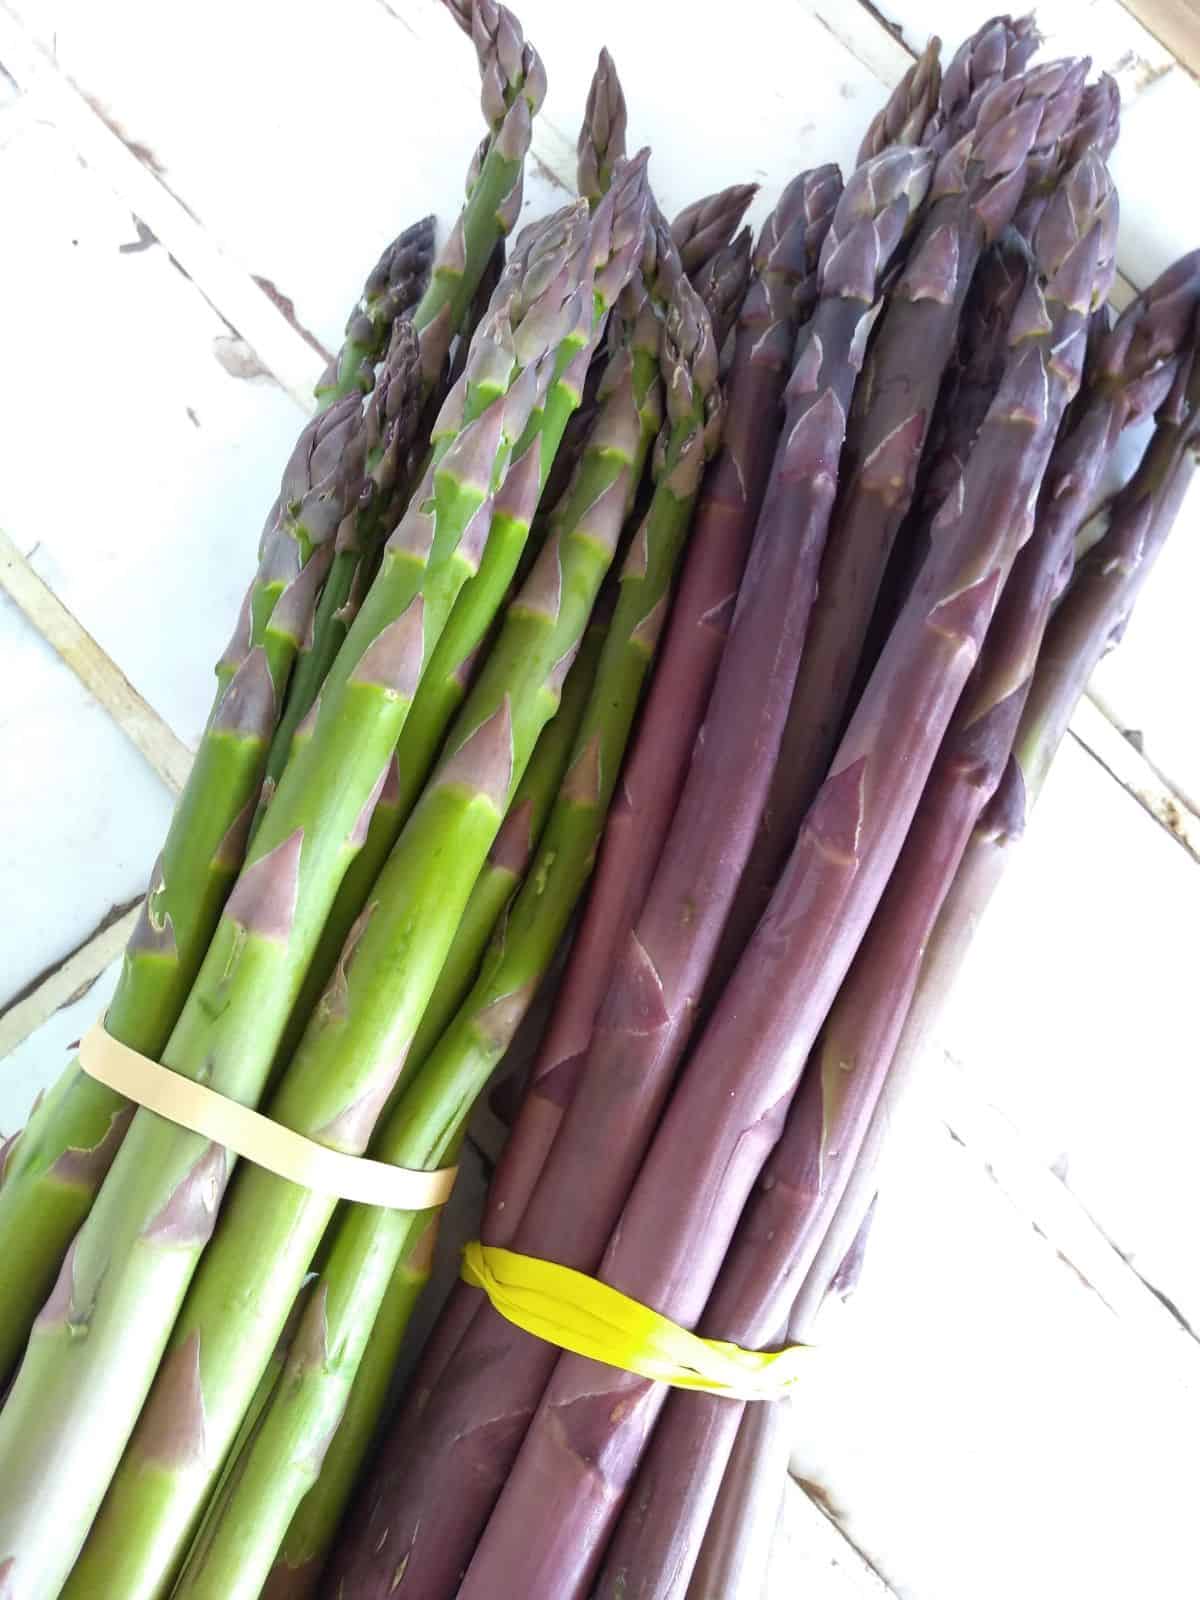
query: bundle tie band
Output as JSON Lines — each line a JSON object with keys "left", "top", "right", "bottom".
{"left": 461, "top": 1240, "right": 809, "bottom": 1402}
{"left": 78, "top": 1025, "right": 456, "bottom": 1210}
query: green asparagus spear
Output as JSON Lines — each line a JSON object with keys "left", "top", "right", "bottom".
{"left": 169, "top": 256, "right": 717, "bottom": 1600}
{"left": 248, "top": 611, "right": 613, "bottom": 1600}
{"left": 278, "top": 157, "right": 652, "bottom": 1071}
{"left": 0, "top": 200, "right": 593, "bottom": 1600}
{"left": 260, "top": 0, "right": 549, "bottom": 792}
{"left": 60, "top": 188, "right": 646, "bottom": 1600}
{"left": 406, "top": 598, "right": 612, "bottom": 1073}
{"left": 0, "top": 385, "right": 368, "bottom": 1387}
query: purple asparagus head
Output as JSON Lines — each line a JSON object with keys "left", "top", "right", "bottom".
{"left": 935, "top": 12, "right": 1040, "bottom": 145}
{"left": 444, "top": 0, "right": 547, "bottom": 127}
{"left": 577, "top": 47, "right": 628, "bottom": 206}
{"left": 856, "top": 35, "right": 943, "bottom": 164}
{"left": 670, "top": 182, "right": 759, "bottom": 279}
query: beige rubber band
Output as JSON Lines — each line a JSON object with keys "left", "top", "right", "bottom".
{"left": 78, "top": 1025, "right": 457, "bottom": 1210}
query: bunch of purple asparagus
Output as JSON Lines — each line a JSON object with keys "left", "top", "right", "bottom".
{"left": 0, "top": 6, "right": 1196, "bottom": 1600}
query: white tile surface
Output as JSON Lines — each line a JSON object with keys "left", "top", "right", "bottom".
{"left": 0, "top": 596, "right": 172, "bottom": 1006}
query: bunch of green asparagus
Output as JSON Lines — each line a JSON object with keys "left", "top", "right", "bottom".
{"left": 0, "top": 6, "right": 1196, "bottom": 1599}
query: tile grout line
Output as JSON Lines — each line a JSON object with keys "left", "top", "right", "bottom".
{"left": 0, "top": 527, "right": 194, "bottom": 794}
{"left": 0, "top": 2, "right": 324, "bottom": 414}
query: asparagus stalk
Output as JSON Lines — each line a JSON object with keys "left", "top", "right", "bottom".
{"left": 908, "top": 230, "right": 1033, "bottom": 543}
{"left": 171, "top": 248, "right": 713, "bottom": 1600}
{"left": 856, "top": 35, "right": 942, "bottom": 164}
{"left": 261, "top": 322, "right": 433, "bottom": 806}
{"left": 250, "top": 616, "right": 610, "bottom": 1600}
{"left": 0, "top": 202, "right": 594, "bottom": 1600}
{"left": 791, "top": 319, "right": 1200, "bottom": 1333}
{"left": 405, "top": 598, "right": 613, "bottom": 1075}
{"left": 577, "top": 46, "right": 628, "bottom": 207}
{"left": 599, "top": 247, "right": 1200, "bottom": 1600}
{"left": 64, "top": 191, "right": 647, "bottom": 1600}
{"left": 280, "top": 160, "right": 654, "bottom": 1069}
{"left": 0, "top": 385, "right": 368, "bottom": 1386}
{"left": 313, "top": 214, "right": 436, "bottom": 405}
{"left": 714, "top": 57, "right": 1088, "bottom": 983}
{"left": 455, "top": 151, "right": 1115, "bottom": 1600}
{"left": 259, "top": 1, "right": 548, "bottom": 793}
{"left": 326, "top": 146, "right": 933, "bottom": 1600}
{"left": 189, "top": 1214, "right": 439, "bottom": 1600}
{"left": 447, "top": 163, "right": 840, "bottom": 1361}
{"left": 547, "top": 159, "right": 753, "bottom": 547}
{"left": 683, "top": 1398, "right": 794, "bottom": 1600}
{"left": 424, "top": 0, "right": 548, "bottom": 385}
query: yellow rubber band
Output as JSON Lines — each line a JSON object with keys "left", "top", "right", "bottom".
{"left": 78, "top": 1025, "right": 457, "bottom": 1210}
{"left": 461, "top": 1242, "right": 808, "bottom": 1401}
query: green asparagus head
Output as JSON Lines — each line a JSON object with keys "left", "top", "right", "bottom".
{"left": 649, "top": 222, "right": 724, "bottom": 494}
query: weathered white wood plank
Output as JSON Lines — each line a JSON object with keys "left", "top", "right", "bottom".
{"left": 0, "top": 597, "right": 173, "bottom": 1007}
{"left": 0, "top": 911, "right": 137, "bottom": 1063}
{"left": 1119, "top": 0, "right": 1200, "bottom": 79}
{"left": 0, "top": 5, "right": 324, "bottom": 409}
{"left": 0, "top": 94, "right": 308, "bottom": 752}
{"left": 0, "top": 0, "right": 899, "bottom": 346}
{"left": 932, "top": 731, "right": 1200, "bottom": 1330}
{"left": 789, "top": 1113, "right": 1200, "bottom": 1600}
{"left": 0, "top": 961, "right": 120, "bottom": 1137}
{"left": 768, "top": 1477, "right": 897, "bottom": 1598}
{"left": 0, "top": 529, "right": 192, "bottom": 791}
